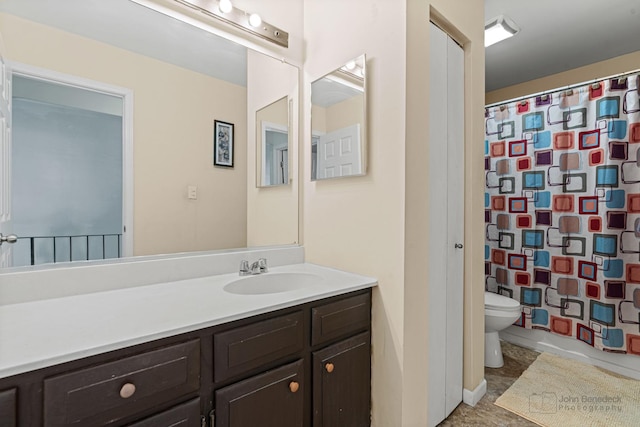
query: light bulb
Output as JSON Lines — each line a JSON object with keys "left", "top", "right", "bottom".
{"left": 345, "top": 60, "right": 356, "bottom": 70}
{"left": 219, "top": 0, "right": 232, "bottom": 13}
{"left": 248, "top": 13, "right": 262, "bottom": 28}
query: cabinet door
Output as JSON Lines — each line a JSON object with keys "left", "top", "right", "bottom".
{"left": 215, "top": 360, "right": 303, "bottom": 427}
{"left": 0, "top": 388, "right": 16, "bottom": 427}
{"left": 313, "top": 332, "right": 370, "bottom": 427}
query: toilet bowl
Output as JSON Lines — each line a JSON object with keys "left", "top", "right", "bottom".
{"left": 485, "top": 291, "right": 521, "bottom": 368}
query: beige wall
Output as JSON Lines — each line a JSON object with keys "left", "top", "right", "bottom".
{"left": 325, "top": 93, "right": 365, "bottom": 133}
{"left": 303, "top": 0, "right": 484, "bottom": 425}
{"left": 311, "top": 104, "right": 327, "bottom": 134}
{"left": 310, "top": 94, "right": 364, "bottom": 174}
{"left": 1, "top": 12, "right": 248, "bottom": 256}
{"left": 486, "top": 50, "right": 640, "bottom": 104}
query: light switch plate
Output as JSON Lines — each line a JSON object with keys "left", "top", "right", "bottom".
{"left": 187, "top": 185, "right": 197, "bottom": 200}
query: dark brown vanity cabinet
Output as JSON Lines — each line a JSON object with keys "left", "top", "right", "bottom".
{"left": 0, "top": 288, "right": 371, "bottom": 427}
{"left": 212, "top": 291, "right": 371, "bottom": 427}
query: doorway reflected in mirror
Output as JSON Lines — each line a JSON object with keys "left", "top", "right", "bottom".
{"left": 256, "top": 96, "right": 289, "bottom": 187}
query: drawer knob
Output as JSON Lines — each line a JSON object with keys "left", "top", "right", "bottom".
{"left": 325, "top": 363, "right": 334, "bottom": 373}
{"left": 289, "top": 381, "right": 300, "bottom": 393}
{"left": 119, "top": 382, "right": 136, "bottom": 399}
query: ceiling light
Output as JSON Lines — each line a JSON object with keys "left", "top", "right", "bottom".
{"left": 485, "top": 15, "right": 519, "bottom": 47}
{"left": 248, "top": 13, "right": 262, "bottom": 28}
{"left": 218, "top": 0, "right": 232, "bottom": 13}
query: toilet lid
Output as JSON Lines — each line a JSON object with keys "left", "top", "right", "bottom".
{"left": 485, "top": 292, "right": 520, "bottom": 310}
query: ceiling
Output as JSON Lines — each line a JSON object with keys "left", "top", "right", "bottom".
{"left": 485, "top": 0, "right": 640, "bottom": 92}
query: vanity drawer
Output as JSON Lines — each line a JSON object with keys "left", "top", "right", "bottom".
{"left": 127, "top": 398, "right": 200, "bottom": 427}
{"left": 311, "top": 293, "right": 371, "bottom": 346}
{"left": 43, "top": 339, "right": 200, "bottom": 427}
{"left": 0, "top": 388, "right": 17, "bottom": 427}
{"left": 214, "top": 311, "right": 304, "bottom": 382}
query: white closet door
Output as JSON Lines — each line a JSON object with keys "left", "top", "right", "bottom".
{"left": 427, "top": 22, "right": 465, "bottom": 426}
{"left": 445, "top": 29, "right": 465, "bottom": 418}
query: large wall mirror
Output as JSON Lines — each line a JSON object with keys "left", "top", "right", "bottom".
{"left": 256, "top": 96, "right": 290, "bottom": 187}
{"left": 311, "top": 54, "right": 366, "bottom": 181}
{"left": 0, "top": 0, "right": 299, "bottom": 270}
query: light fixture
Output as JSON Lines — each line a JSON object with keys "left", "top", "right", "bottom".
{"left": 345, "top": 60, "right": 356, "bottom": 70}
{"left": 136, "top": 0, "right": 289, "bottom": 47}
{"left": 248, "top": 13, "right": 262, "bottom": 28}
{"left": 484, "top": 15, "right": 519, "bottom": 47}
{"left": 218, "top": 0, "right": 232, "bottom": 14}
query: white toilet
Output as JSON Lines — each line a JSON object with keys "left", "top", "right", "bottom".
{"left": 484, "top": 291, "right": 521, "bottom": 368}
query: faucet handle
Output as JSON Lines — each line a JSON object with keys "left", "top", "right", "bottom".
{"left": 258, "top": 258, "right": 268, "bottom": 273}
{"left": 239, "top": 260, "right": 250, "bottom": 276}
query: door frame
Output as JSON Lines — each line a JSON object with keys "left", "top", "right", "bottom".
{"left": 8, "top": 61, "right": 134, "bottom": 257}
{"left": 261, "top": 120, "right": 288, "bottom": 186}
{"left": 275, "top": 146, "right": 288, "bottom": 185}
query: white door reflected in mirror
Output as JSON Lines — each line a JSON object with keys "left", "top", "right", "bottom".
{"left": 311, "top": 54, "right": 366, "bottom": 181}
{"left": 257, "top": 96, "right": 290, "bottom": 187}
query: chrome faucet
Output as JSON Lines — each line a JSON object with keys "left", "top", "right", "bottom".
{"left": 239, "top": 258, "right": 268, "bottom": 276}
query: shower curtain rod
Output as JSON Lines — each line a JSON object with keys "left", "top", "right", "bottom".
{"left": 485, "top": 68, "right": 640, "bottom": 108}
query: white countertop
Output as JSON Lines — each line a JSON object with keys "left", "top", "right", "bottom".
{"left": 0, "top": 263, "right": 377, "bottom": 379}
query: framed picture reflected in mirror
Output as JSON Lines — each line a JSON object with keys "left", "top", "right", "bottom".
{"left": 214, "top": 120, "right": 234, "bottom": 167}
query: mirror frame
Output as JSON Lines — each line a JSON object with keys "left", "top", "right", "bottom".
{"left": 310, "top": 54, "right": 367, "bottom": 181}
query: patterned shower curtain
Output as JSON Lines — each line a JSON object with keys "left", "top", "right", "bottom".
{"left": 484, "top": 72, "right": 640, "bottom": 356}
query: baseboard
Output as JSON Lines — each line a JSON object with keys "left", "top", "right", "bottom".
{"left": 462, "top": 378, "right": 487, "bottom": 407}
{"left": 501, "top": 326, "right": 640, "bottom": 380}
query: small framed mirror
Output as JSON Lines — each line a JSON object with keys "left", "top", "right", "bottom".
{"left": 311, "top": 54, "right": 366, "bottom": 181}
{"left": 256, "top": 96, "right": 290, "bottom": 187}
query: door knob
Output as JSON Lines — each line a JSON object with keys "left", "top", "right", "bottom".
{"left": 325, "top": 363, "right": 334, "bottom": 373}
{"left": 289, "top": 381, "right": 299, "bottom": 393}
{"left": 454, "top": 243, "right": 463, "bottom": 249}
{"left": 0, "top": 234, "right": 17, "bottom": 246}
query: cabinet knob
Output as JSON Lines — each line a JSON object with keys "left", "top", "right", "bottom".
{"left": 325, "top": 363, "right": 334, "bottom": 373}
{"left": 289, "top": 381, "right": 299, "bottom": 393}
{"left": 120, "top": 382, "right": 136, "bottom": 399}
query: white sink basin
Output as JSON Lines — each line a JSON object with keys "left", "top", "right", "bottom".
{"left": 223, "top": 272, "right": 324, "bottom": 295}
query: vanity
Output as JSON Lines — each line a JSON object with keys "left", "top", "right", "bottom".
{"left": 0, "top": 1, "right": 375, "bottom": 425}
{"left": 0, "top": 255, "right": 376, "bottom": 427}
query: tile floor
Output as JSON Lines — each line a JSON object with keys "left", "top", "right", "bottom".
{"left": 439, "top": 341, "right": 541, "bottom": 426}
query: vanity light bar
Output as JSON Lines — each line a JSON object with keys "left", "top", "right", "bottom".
{"left": 173, "top": 0, "right": 289, "bottom": 47}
